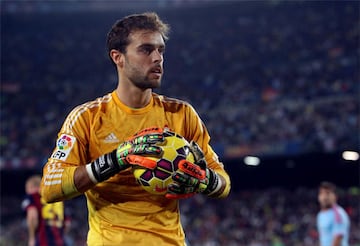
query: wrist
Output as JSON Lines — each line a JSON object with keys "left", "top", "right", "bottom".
{"left": 86, "top": 149, "right": 125, "bottom": 183}
{"left": 203, "top": 169, "right": 222, "bottom": 197}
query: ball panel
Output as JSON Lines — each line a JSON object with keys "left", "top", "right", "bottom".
{"left": 157, "top": 159, "right": 172, "bottom": 172}
{"left": 140, "top": 169, "right": 153, "bottom": 181}
{"left": 172, "top": 155, "right": 184, "bottom": 171}
{"left": 154, "top": 169, "right": 171, "bottom": 180}
{"left": 138, "top": 178, "right": 150, "bottom": 187}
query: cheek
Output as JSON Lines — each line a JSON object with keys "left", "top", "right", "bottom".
{"left": 126, "top": 59, "right": 146, "bottom": 72}
{"left": 318, "top": 194, "right": 327, "bottom": 202}
{"left": 330, "top": 194, "right": 336, "bottom": 202}
{"left": 318, "top": 195, "right": 323, "bottom": 202}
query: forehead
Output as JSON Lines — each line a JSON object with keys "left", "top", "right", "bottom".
{"left": 128, "top": 30, "right": 165, "bottom": 47}
{"left": 319, "top": 187, "right": 335, "bottom": 194}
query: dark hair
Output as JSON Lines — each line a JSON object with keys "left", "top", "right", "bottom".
{"left": 319, "top": 181, "right": 337, "bottom": 194}
{"left": 106, "top": 12, "right": 170, "bottom": 59}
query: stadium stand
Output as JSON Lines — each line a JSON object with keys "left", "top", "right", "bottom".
{"left": 1, "top": 1, "right": 358, "bottom": 169}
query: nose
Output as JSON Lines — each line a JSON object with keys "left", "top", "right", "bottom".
{"left": 152, "top": 49, "right": 163, "bottom": 63}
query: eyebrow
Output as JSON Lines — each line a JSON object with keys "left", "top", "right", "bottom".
{"left": 138, "top": 43, "right": 165, "bottom": 49}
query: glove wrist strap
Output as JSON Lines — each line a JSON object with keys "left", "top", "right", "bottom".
{"left": 203, "top": 169, "right": 222, "bottom": 196}
{"left": 87, "top": 149, "right": 123, "bottom": 183}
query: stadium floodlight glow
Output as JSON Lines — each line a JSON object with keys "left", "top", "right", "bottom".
{"left": 244, "top": 156, "right": 260, "bottom": 166}
{"left": 342, "top": 151, "right": 359, "bottom": 162}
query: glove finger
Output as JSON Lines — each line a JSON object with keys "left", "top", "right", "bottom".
{"left": 172, "top": 171, "right": 200, "bottom": 187}
{"left": 197, "top": 181, "right": 208, "bottom": 193}
{"left": 189, "top": 141, "right": 206, "bottom": 169}
{"left": 132, "top": 145, "right": 163, "bottom": 156}
{"left": 130, "top": 127, "right": 165, "bottom": 144}
{"left": 167, "top": 182, "right": 183, "bottom": 194}
{"left": 178, "top": 160, "right": 206, "bottom": 180}
{"left": 167, "top": 182, "right": 196, "bottom": 194}
{"left": 132, "top": 126, "right": 164, "bottom": 138}
{"left": 166, "top": 183, "right": 196, "bottom": 199}
{"left": 135, "top": 133, "right": 165, "bottom": 145}
{"left": 165, "top": 192, "right": 195, "bottom": 200}
{"left": 126, "top": 155, "right": 157, "bottom": 169}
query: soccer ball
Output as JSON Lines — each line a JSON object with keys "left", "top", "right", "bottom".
{"left": 132, "top": 131, "right": 195, "bottom": 195}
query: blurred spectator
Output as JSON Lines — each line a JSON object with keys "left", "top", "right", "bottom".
{"left": 21, "top": 175, "right": 71, "bottom": 246}
{"left": 317, "top": 181, "right": 350, "bottom": 246}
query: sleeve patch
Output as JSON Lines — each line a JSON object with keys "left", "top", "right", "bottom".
{"left": 51, "top": 134, "right": 77, "bottom": 161}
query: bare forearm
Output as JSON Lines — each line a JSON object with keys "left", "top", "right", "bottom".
{"left": 27, "top": 209, "right": 38, "bottom": 243}
{"left": 74, "top": 165, "right": 97, "bottom": 192}
{"left": 27, "top": 220, "right": 38, "bottom": 239}
{"left": 332, "top": 235, "right": 343, "bottom": 246}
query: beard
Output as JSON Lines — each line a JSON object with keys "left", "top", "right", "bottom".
{"left": 131, "top": 73, "right": 162, "bottom": 89}
{"left": 321, "top": 203, "right": 332, "bottom": 209}
{"left": 123, "top": 58, "right": 162, "bottom": 89}
{"left": 319, "top": 199, "right": 333, "bottom": 209}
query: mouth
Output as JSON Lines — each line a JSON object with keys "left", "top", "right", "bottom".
{"left": 149, "top": 66, "right": 162, "bottom": 75}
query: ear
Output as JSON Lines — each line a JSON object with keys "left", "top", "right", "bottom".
{"left": 110, "top": 49, "right": 125, "bottom": 68}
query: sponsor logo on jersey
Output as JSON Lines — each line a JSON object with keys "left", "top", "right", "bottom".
{"left": 51, "top": 134, "right": 76, "bottom": 161}
{"left": 103, "top": 132, "right": 119, "bottom": 143}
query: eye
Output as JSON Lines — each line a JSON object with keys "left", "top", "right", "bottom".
{"left": 140, "top": 46, "right": 153, "bottom": 55}
{"left": 158, "top": 47, "right": 165, "bottom": 55}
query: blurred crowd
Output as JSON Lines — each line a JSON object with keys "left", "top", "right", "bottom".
{"left": 1, "top": 187, "right": 359, "bottom": 245}
{"left": 1, "top": 1, "right": 359, "bottom": 169}
{"left": 181, "top": 187, "right": 360, "bottom": 246}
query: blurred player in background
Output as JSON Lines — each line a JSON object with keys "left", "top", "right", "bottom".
{"left": 317, "top": 181, "right": 350, "bottom": 246}
{"left": 22, "top": 175, "right": 70, "bottom": 246}
{"left": 40, "top": 12, "right": 230, "bottom": 245}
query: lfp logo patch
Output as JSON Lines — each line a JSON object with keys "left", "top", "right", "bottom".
{"left": 51, "top": 134, "right": 76, "bottom": 161}
{"left": 57, "top": 135, "right": 73, "bottom": 150}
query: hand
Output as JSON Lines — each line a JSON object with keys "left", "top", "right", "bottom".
{"left": 116, "top": 127, "right": 165, "bottom": 170}
{"left": 28, "top": 238, "right": 35, "bottom": 246}
{"left": 89, "top": 127, "right": 166, "bottom": 183}
{"left": 165, "top": 141, "right": 221, "bottom": 199}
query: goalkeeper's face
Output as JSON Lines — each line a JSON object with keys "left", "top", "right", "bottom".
{"left": 121, "top": 30, "right": 165, "bottom": 89}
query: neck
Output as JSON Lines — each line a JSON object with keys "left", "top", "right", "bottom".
{"left": 321, "top": 203, "right": 335, "bottom": 210}
{"left": 115, "top": 82, "right": 152, "bottom": 108}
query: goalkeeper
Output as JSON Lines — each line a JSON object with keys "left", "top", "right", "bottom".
{"left": 40, "top": 12, "right": 231, "bottom": 246}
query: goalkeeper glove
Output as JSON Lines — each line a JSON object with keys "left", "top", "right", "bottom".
{"left": 165, "top": 141, "right": 222, "bottom": 199}
{"left": 87, "top": 127, "right": 164, "bottom": 183}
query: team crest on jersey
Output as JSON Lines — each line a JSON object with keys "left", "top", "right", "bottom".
{"left": 51, "top": 134, "right": 76, "bottom": 161}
